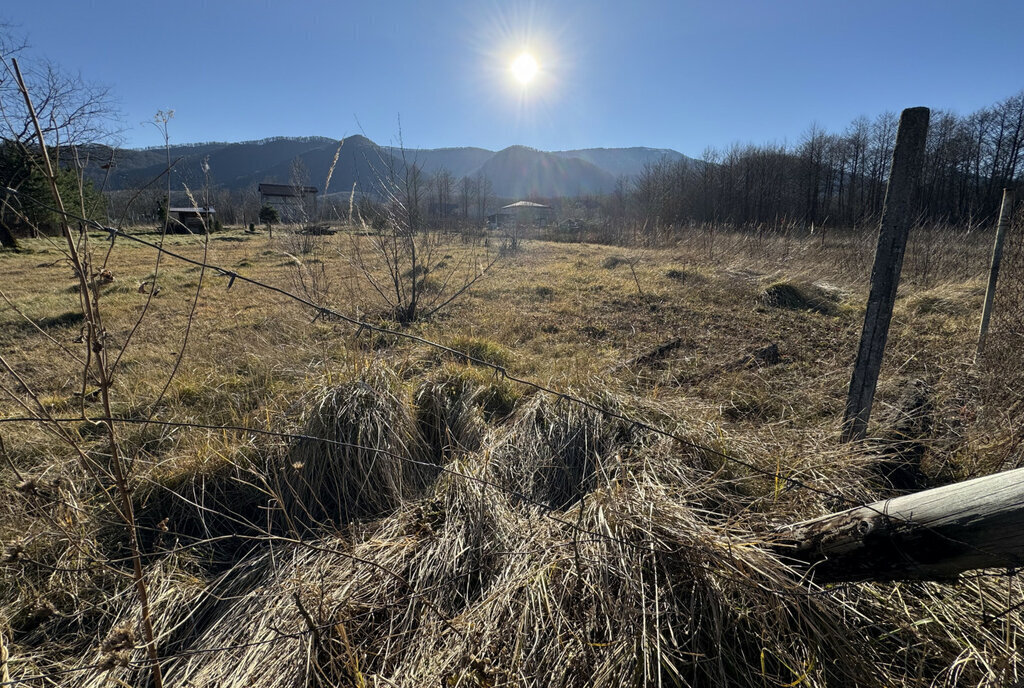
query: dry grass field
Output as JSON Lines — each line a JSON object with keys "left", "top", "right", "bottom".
{"left": 0, "top": 222, "right": 1022, "bottom": 686}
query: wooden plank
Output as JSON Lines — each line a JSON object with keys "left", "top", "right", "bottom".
{"left": 775, "top": 467, "right": 1024, "bottom": 582}
{"left": 842, "top": 107, "right": 930, "bottom": 442}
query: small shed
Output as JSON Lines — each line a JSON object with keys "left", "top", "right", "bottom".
{"left": 169, "top": 207, "right": 215, "bottom": 232}
{"left": 488, "top": 200, "right": 554, "bottom": 229}
{"left": 258, "top": 183, "right": 318, "bottom": 223}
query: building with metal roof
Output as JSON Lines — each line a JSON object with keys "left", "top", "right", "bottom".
{"left": 169, "top": 206, "right": 215, "bottom": 232}
{"left": 502, "top": 201, "right": 550, "bottom": 209}
{"left": 488, "top": 200, "right": 555, "bottom": 229}
{"left": 258, "top": 183, "right": 318, "bottom": 223}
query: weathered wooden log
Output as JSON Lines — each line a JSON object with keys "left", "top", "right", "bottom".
{"left": 776, "top": 467, "right": 1024, "bottom": 582}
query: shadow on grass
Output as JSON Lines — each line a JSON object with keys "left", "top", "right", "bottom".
{"left": 36, "top": 310, "right": 85, "bottom": 329}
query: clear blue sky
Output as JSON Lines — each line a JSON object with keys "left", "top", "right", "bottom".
{"left": 4, "top": 1, "right": 1022, "bottom": 155}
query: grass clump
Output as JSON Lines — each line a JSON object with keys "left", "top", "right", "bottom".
{"left": 277, "top": 362, "right": 432, "bottom": 529}
{"left": 491, "top": 392, "right": 637, "bottom": 510}
{"left": 445, "top": 335, "right": 515, "bottom": 369}
{"left": 534, "top": 284, "right": 555, "bottom": 299}
{"left": 116, "top": 423, "right": 1003, "bottom": 688}
{"left": 415, "top": 363, "right": 522, "bottom": 461}
{"left": 664, "top": 266, "right": 705, "bottom": 283}
{"left": 760, "top": 280, "right": 839, "bottom": 314}
{"left": 414, "top": 366, "right": 489, "bottom": 461}
{"left": 135, "top": 445, "right": 267, "bottom": 558}
{"left": 903, "top": 284, "right": 981, "bottom": 317}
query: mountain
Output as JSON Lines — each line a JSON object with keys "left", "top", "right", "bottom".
{"left": 234, "top": 135, "right": 392, "bottom": 195}
{"left": 474, "top": 145, "right": 616, "bottom": 197}
{"left": 86, "top": 136, "right": 689, "bottom": 198}
{"left": 552, "top": 147, "right": 689, "bottom": 179}
{"left": 397, "top": 147, "right": 494, "bottom": 179}
{"left": 87, "top": 137, "right": 335, "bottom": 193}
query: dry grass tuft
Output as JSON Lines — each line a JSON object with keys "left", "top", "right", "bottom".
{"left": 489, "top": 393, "right": 638, "bottom": 509}
{"left": 414, "top": 363, "right": 520, "bottom": 462}
{"left": 2, "top": 226, "right": 1022, "bottom": 687}
{"left": 444, "top": 335, "right": 516, "bottom": 369}
{"left": 277, "top": 362, "right": 433, "bottom": 529}
{"left": 86, "top": 428, "right": 1022, "bottom": 688}
{"left": 760, "top": 280, "right": 841, "bottom": 315}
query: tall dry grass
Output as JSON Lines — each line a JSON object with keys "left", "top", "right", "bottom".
{"left": 2, "top": 212, "right": 1023, "bottom": 687}
{"left": 57, "top": 361, "right": 1022, "bottom": 688}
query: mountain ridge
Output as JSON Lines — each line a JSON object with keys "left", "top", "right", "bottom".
{"left": 87, "top": 136, "right": 693, "bottom": 198}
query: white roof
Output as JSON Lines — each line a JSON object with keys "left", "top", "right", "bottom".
{"left": 502, "top": 201, "right": 550, "bottom": 209}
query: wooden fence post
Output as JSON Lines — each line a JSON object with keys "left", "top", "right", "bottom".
{"left": 976, "top": 188, "right": 1015, "bottom": 359}
{"left": 842, "top": 107, "right": 930, "bottom": 442}
{"left": 775, "top": 466, "right": 1024, "bottom": 582}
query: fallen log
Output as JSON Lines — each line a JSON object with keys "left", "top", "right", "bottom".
{"left": 775, "top": 466, "right": 1024, "bottom": 582}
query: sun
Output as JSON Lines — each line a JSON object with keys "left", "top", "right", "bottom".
{"left": 510, "top": 52, "right": 539, "bottom": 84}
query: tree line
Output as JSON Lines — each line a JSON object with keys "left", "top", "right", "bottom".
{"left": 620, "top": 90, "right": 1024, "bottom": 234}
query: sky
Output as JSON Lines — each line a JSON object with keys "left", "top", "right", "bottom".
{"left": 3, "top": 0, "right": 1023, "bottom": 156}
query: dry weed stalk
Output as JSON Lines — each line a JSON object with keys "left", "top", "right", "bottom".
{"left": 346, "top": 146, "right": 500, "bottom": 324}
{"left": 5, "top": 59, "right": 164, "bottom": 688}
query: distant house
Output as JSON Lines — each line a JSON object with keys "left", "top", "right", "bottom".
{"left": 258, "top": 183, "right": 318, "bottom": 223}
{"left": 487, "top": 200, "right": 554, "bottom": 229}
{"left": 169, "top": 206, "right": 215, "bottom": 232}
{"left": 486, "top": 210, "right": 514, "bottom": 228}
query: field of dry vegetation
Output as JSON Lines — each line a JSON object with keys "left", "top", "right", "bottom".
{"left": 1, "top": 219, "right": 1023, "bottom": 686}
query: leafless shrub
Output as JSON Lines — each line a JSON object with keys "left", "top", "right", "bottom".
{"left": 346, "top": 147, "right": 499, "bottom": 324}
{"left": 283, "top": 231, "right": 335, "bottom": 307}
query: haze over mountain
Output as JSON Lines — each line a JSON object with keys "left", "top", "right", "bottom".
{"left": 474, "top": 145, "right": 616, "bottom": 198}
{"left": 88, "top": 136, "right": 690, "bottom": 199}
{"left": 551, "top": 147, "right": 688, "bottom": 179}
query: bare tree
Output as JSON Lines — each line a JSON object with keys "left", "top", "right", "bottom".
{"left": 348, "top": 146, "right": 498, "bottom": 324}
{"left": 0, "top": 28, "right": 116, "bottom": 148}
{"left": 474, "top": 172, "right": 492, "bottom": 225}
{"left": 0, "top": 26, "right": 117, "bottom": 248}
{"left": 429, "top": 166, "right": 454, "bottom": 230}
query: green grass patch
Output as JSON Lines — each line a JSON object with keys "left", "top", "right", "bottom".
{"left": 444, "top": 335, "right": 515, "bottom": 369}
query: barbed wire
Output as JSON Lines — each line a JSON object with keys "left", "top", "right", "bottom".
{"left": 7, "top": 412, "right": 1015, "bottom": 593}
{"left": 0, "top": 185, "right": 858, "bottom": 503}
{"left": 4, "top": 188, "right": 1023, "bottom": 573}
{"left": 6, "top": 186, "right": 1024, "bottom": 569}
{"left": 2, "top": 186, "right": 1023, "bottom": 685}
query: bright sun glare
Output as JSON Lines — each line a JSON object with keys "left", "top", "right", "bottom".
{"left": 511, "top": 52, "right": 538, "bottom": 84}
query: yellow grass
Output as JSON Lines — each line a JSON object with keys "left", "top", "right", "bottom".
{"left": 0, "top": 223, "right": 1020, "bottom": 687}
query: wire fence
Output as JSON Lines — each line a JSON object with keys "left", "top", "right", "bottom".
{"left": 981, "top": 204, "right": 1024, "bottom": 441}
{"left": 1, "top": 186, "right": 1023, "bottom": 685}
{"left": 4, "top": 186, "right": 1023, "bottom": 563}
